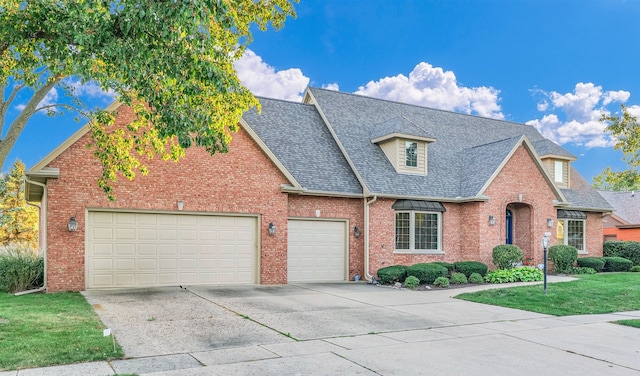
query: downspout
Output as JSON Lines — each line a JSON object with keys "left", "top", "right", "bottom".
{"left": 17, "top": 178, "right": 48, "bottom": 295}
{"left": 363, "top": 195, "right": 377, "bottom": 281}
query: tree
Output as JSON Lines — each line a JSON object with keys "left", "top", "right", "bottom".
{"left": 593, "top": 105, "right": 640, "bottom": 191}
{"left": 0, "top": 160, "right": 39, "bottom": 246}
{"left": 1, "top": 0, "right": 296, "bottom": 199}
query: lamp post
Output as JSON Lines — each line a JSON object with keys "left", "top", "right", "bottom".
{"left": 542, "top": 233, "right": 549, "bottom": 295}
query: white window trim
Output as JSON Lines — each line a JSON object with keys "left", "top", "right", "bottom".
{"left": 559, "top": 218, "right": 586, "bottom": 254}
{"left": 554, "top": 160, "right": 564, "bottom": 183}
{"left": 394, "top": 210, "right": 443, "bottom": 254}
{"left": 405, "top": 141, "right": 418, "bottom": 168}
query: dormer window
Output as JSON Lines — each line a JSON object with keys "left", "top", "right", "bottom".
{"left": 541, "top": 157, "right": 573, "bottom": 189}
{"left": 405, "top": 141, "right": 418, "bottom": 167}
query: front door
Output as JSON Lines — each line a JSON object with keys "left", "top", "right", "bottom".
{"left": 506, "top": 209, "right": 513, "bottom": 244}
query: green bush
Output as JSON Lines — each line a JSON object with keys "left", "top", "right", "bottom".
{"left": 469, "top": 272, "right": 484, "bottom": 284}
{"left": 450, "top": 272, "right": 468, "bottom": 284}
{"left": 631, "top": 265, "right": 640, "bottom": 272}
{"left": 484, "top": 267, "right": 543, "bottom": 284}
{"left": 407, "top": 263, "right": 448, "bottom": 284}
{"left": 603, "top": 241, "right": 640, "bottom": 265}
{"left": 602, "top": 256, "right": 633, "bottom": 272}
{"left": 0, "top": 244, "right": 44, "bottom": 293}
{"left": 453, "top": 261, "right": 489, "bottom": 277}
{"left": 548, "top": 245, "right": 578, "bottom": 273}
{"left": 492, "top": 245, "right": 524, "bottom": 269}
{"left": 576, "top": 257, "right": 605, "bottom": 272}
{"left": 377, "top": 265, "right": 408, "bottom": 284}
{"left": 403, "top": 275, "right": 420, "bottom": 289}
{"left": 431, "top": 262, "right": 455, "bottom": 276}
{"left": 433, "top": 277, "right": 449, "bottom": 287}
{"left": 567, "top": 266, "right": 596, "bottom": 275}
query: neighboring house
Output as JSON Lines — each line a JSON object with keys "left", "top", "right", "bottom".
{"left": 598, "top": 190, "right": 640, "bottom": 241}
{"left": 25, "top": 88, "right": 612, "bottom": 292}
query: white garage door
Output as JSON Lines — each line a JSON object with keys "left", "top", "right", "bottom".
{"left": 87, "top": 211, "right": 257, "bottom": 289}
{"left": 287, "top": 219, "right": 346, "bottom": 282}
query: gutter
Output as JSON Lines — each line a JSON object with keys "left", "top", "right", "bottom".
{"left": 363, "top": 195, "right": 377, "bottom": 281}
{"left": 20, "top": 178, "right": 48, "bottom": 295}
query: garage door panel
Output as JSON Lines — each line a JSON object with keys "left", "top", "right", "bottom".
{"left": 87, "top": 212, "right": 257, "bottom": 289}
{"left": 288, "top": 220, "right": 346, "bottom": 282}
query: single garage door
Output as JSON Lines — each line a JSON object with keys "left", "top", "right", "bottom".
{"left": 87, "top": 211, "right": 257, "bottom": 289}
{"left": 287, "top": 219, "right": 346, "bottom": 282}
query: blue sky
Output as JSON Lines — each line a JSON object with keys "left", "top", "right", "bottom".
{"left": 5, "top": 0, "right": 640, "bottom": 184}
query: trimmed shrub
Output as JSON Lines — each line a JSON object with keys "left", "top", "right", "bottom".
{"left": 576, "top": 257, "right": 605, "bottom": 272}
{"left": 453, "top": 261, "right": 489, "bottom": 277}
{"left": 431, "top": 262, "right": 455, "bottom": 276}
{"left": 602, "top": 256, "right": 633, "bottom": 272}
{"left": 548, "top": 245, "right": 578, "bottom": 273}
{"left": 0, "top": 244, "right": 44, "bottom": 293}
{"left": 377, "top": 265, "right": 408, "bottom": 284}
{"left": 492, "top": 245, "right": 524, "bottom": 269}
{"left": 469, "top": 272, "right": 484, "bottom": 284}
{"left": 433, "top": 277, "right": 449, "bottom": 288}
{"left": 450, "top": 272, "right": 468, "bottom": 284}
{"left": 567, "top": 266, "right": 596, "bottom": 275}
{"left": 631, "top": 265, "right": 640, "bottom": 272}
{"left": 403, "top": 275, "right": 420, "bottom": 289}
{"left": 407, "top": 263, "right": 448, "bottom": 284}
{"left": 603, "top": 241, "right": 640, "bottom": 265}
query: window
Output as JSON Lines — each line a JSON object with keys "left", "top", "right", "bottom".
{"left": 405, "top": 141, "right": 418, "bottom": 167}
{"left": 557, "top": 219, "right": 585, "bottom": 252}
{"left": 554, "top": 160, "right": 564, "bottom": 183}
{"left": 395, "top": 211, "right": 441, "bottom": 253}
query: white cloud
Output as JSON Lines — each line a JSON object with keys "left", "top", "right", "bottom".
{"left": 528, "top": 82, "right": 633, "bottom": 148}
{"left": 322, "top": 83, "right": 340, "bottom": 91}
{"left": 626, "top": 104, "right": 640, "bottom": 118}
{"left": 65, "top": 78, "right": 116, "bottom": 102}
{"left": 235, "top": 49, "right": 309, "bottom": 101}
{"left": 354, "top": 62, "right": 504, "bottom": 119}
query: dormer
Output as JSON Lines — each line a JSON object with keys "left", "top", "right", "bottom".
{"left": 371, "top": 117, "right": 435, "bottom": 176}
{"left": 532, "top": 139, "right": 577, "bottom": 189}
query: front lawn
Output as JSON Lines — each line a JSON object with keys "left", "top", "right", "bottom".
{"left": 456, "top": 273, "right": 640, "bottom": 316}
{"left": 615, "top": 320, "right": 640, "bottom": 329}
{"left": 0, "top": 292, "right": 124, "bottom": 371}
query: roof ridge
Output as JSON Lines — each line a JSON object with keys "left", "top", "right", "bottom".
{"left": 466, "top": 135, "right": 523, "bottom": 150}
{"left": 255, "top": 95, "right": 314, "bottom": 107}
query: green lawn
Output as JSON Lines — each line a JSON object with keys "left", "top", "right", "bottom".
{"left": 0, "top": 292, "right": 124, "bottom": 371}
{"left": 456, "top": 273, "right": 640, "bottom": 316}
{"left": 615, "top": 319, "right": 640, "bottom": 329}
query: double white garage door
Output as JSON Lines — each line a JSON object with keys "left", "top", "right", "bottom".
{"left": 86, "top": 212, "right": 346, "bottom": 289}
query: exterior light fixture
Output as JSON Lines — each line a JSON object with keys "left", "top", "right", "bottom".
{"left": 68, "top": 217, "right": 78, "bottom": 232}
{"left": 177, "top": 201, "right": 184, "bottom": 211}
{"left": 488, "top": 215, "right": 495, "bottom": 226}
{"left": 354, "top": 226, "right": 361, "bottom": 238}
{"left": 547, "top": 218, "right": 553, "bottom": 228}
{"left": 268, "top": 222, "right": 276, "bottom": 236}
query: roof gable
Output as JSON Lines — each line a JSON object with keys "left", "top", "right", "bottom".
{"left": 598, "top": 190, "right": 638, "bottom": 222}
{"left": 370, "top": 116, "right": 436, "bottom": 144}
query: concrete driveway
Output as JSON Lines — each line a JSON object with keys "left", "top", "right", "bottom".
{"left": 11, "top": 280, "right": 639, "bottom": 376}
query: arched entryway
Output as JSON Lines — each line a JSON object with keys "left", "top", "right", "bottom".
{"left": 505, "top": 203, "right": 533, "bottom": 256}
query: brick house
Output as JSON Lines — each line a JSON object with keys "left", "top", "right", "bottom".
{"left": 599, "top": 190, "right": 640, "bottom": 241}
{"left": 25, "top": 88, "right": 612, "bottom": 292}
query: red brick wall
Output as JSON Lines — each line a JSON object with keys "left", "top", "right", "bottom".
{"left": 287, "top": 196, "right": 364, "bottom": 280}
{"left": 44, "top": 105, "right": 290, "bottom": 291}
{"left": 603, "top": 226, "right": 640, "bottom": 242}
{"left": 585, "top": 212, "right": 604, "bottom": 256}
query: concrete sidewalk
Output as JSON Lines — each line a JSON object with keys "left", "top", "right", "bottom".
{"left": 3, "top": 277, "right": 640, "bottom": 375}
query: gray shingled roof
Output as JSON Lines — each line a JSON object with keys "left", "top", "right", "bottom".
{"left": 242, "top": 97, "right": 362, "bottom": 194}
{"left": 531, "top": 139, "right": 576, "bottom": 159}
{"left": 559, "top": 167, "right": 613, "bottom": 211}
{"left": 598, "top": 190, "right": 640, "bottom": 223}
{"left": 370, "top": 116, "right": 435, "bottom": 141}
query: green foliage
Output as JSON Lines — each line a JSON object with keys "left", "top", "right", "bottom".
{"left": 593, "top": 105, "right": 640, "bottom": 191}
{"left": 453, "top": 261, "right": 489, "bottom": 277}
{"left": 603, "top": 241, "right": 640, "bottom": 265}
{"left": 407, "top": 263, "right": 448, "bottom": 284}
{"left": 602, "top": 256, "right": 633, "bottom": 272}
{"left": 376, "top": 265, "right": 408, "bottom": 285}
{"left": 0, "top": 160, "right": 39, "bottom": 247}
{"left": 484, "top": 267, "right": 543, "bottom": 284}
{"left": 433, "top": 277, "right": 449, "bottom": 288}
{"left": 567, "top": 266, "right": 596, "bottom": 275}
{"left": 631, "top": 266, "right": 640, "bottom": 272}
{"left": 548, "top": 245, "right": 578, "bottom": 273}
{"left": 450, "top": 272, "right": 468, "bottom": 284}
{"left": 0, "top": 243, "right": 43, "bottom": 293}
{"left": 492, "top": 244, "right": 524, "bottom": 269}
{"left": 576, "top": 257, "right": 605, "bottom": 272}
{"left": 0, "top": 0, "right": 297, "bottom": 199}
{"left": 469, "top": 272, "right": 484, "bottom": 284}
{"left": 403, "top": 275, "right": 420, "bottom": 289}
{"left": 431, "top": 262, "right": 455, "bottom": 276}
